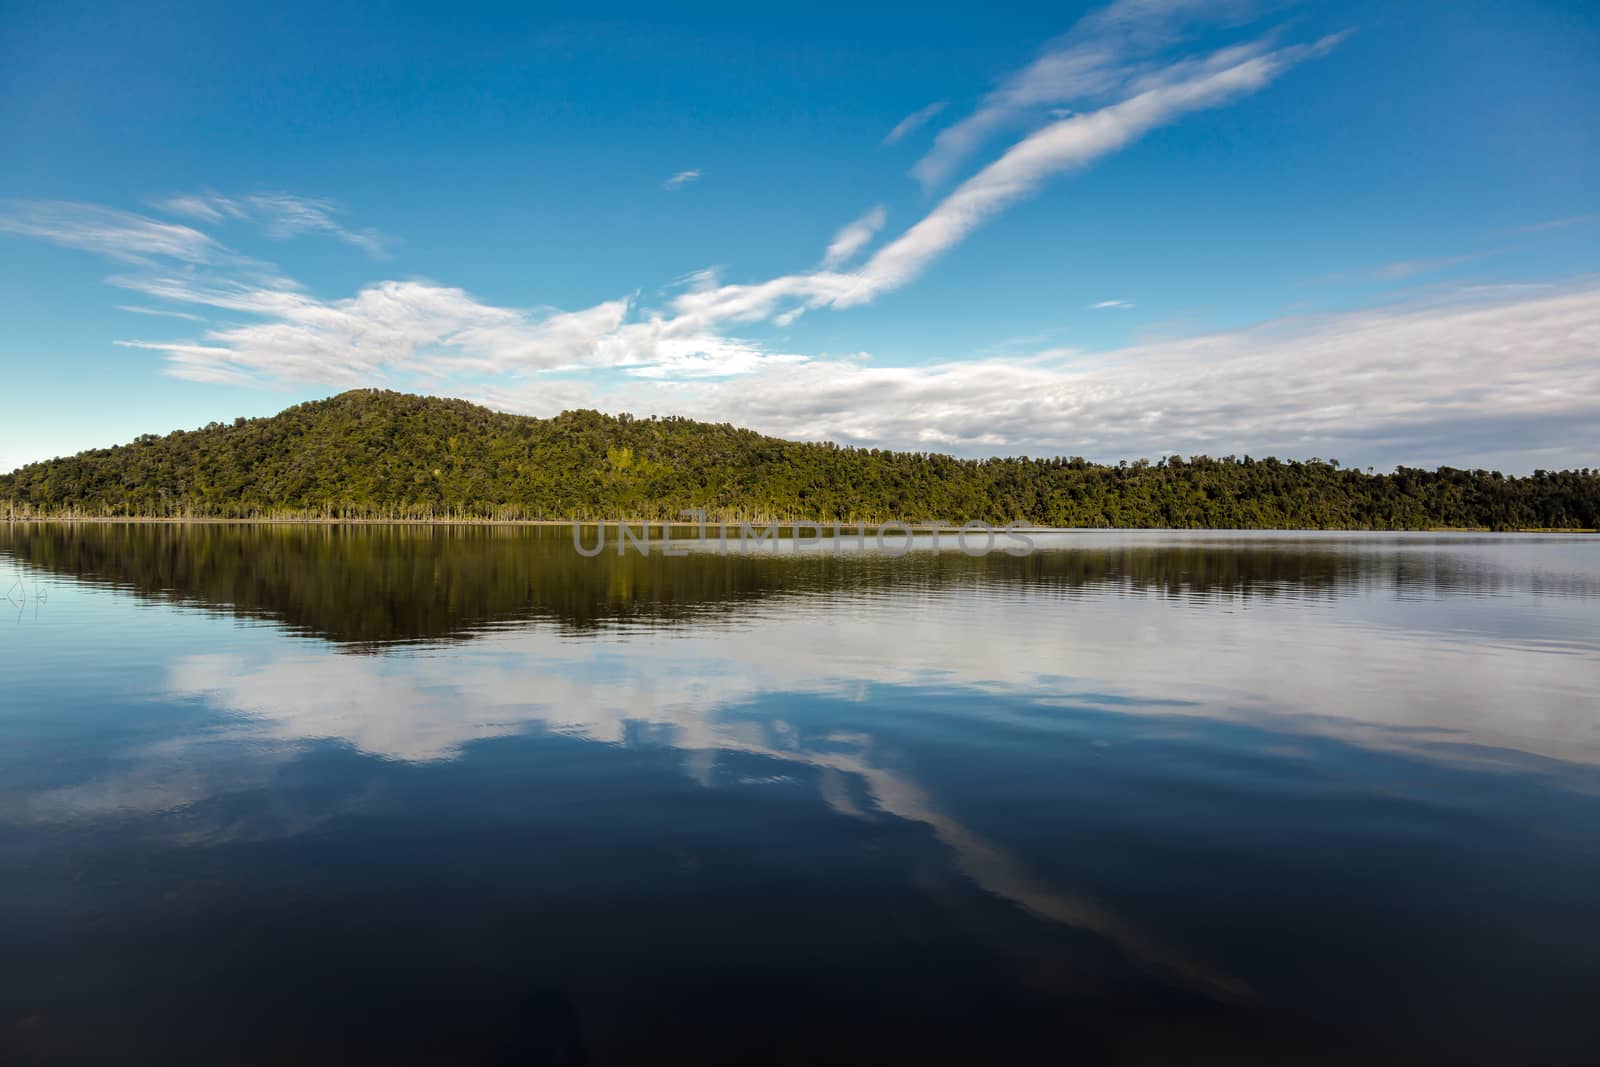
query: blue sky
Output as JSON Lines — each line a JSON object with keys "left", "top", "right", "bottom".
{"left": 2, "top": 0, "right": 1596, "bottom": 473}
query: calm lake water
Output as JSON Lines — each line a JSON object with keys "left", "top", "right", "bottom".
{"left": 2, "top": 523, "right": 1598, "bottom": 1064}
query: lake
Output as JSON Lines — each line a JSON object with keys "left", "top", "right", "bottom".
{"left": 2, "top": 523, "right": 1597, "bottom": 1064}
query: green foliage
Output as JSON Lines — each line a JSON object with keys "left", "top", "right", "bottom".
{"left": 2, "top": 389, "right": 1596, "bottom": 529}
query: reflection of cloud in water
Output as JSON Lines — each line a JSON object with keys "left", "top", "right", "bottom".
{"left": 162, "top": 640, "right": 1257, "bottom": 999}
{"left": 758, "top": 738, "right": 1255, "bottom": 1002}
{"left": 22, "top": 575, "right": 1598, "bottom": 1001}
{"left": 129, "top": 580, "right": 1593, "bottom": 998}
{"left": 170, "top": 653, "right": 518, "bottom": 762}
{"left": 162, "top": 583, "right": 1600, "bottom": 769}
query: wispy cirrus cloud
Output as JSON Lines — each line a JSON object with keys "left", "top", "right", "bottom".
{"left": 152, "top": 194, "right": 241, "bottom": 225}
{"left": 1370, "top": 253, "right": 1489, "bottom": 281}
{"left": 912, "top": 0, "right": 1275, "bottom": 188}
{"left": 1501, "top": 213, "right": 1599, "bottom": 236}
{"left": 1090, "top": 299, "right": 1135, "bottom": 309}
{"left": 0, "top": 200, "right": 224, "bottom": 264}
{"left": 1315, "top": 249, "right": 1503, "bottom": 285}
{"left": 116, "top": 304, "right": 206, "bottom": 322}
{"left": 882, "top": 101, "right": 947, "bottom": 145}
{"left": 839, "top": 34, "right": 1338, "bottom": 306}
{"left": 153, "top": 191, "right": 391, "bottom": 256}
{"left": 663, "top": 169, "right": 702, "bottom": 190}
{"left": 640, "top": 31, "right": 1338, "bottom": 335}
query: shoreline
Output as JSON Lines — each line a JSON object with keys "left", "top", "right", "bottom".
{"left": 2, "top": 516, "right": 1594, "bottom": 534}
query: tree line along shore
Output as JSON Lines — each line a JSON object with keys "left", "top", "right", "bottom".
{"left": 4, "top": 389, "right": 1596, "bottom": 531}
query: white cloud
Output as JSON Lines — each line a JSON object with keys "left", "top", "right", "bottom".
{"left": 1502, "top": 213, "right": 1600, "bottom": 236}
{"left": 613, "top": 33, "right": 1334, "bottom": 340}
{"left": 664, "top": 169, "right": 702, "bottom": 189}
{"left": 152, "top": 193, "right": 245, "bottom": 224}
{"left": 106, "top": 264, "right": 815, "bottom": 388}
{"left": 153, "top": 191, "right": 390, "bottom": 256}
{"left": 820, "top": 205, "right": 887, "bottom": 270}
{"left": 593, "top": 282, "right": 1600, "bottom": 470}
{"left": 882, "top": 101, "right": 947, "bottom": 145}
{"left": 0, "top": 201, "right": 224, "bottom": 264}
{"left": 1318, "top": 249, "right": 1500, "bottom": 284}
{"left": 245, "top": 192, "right": 390, "bottom": 256}
{"left": 666, "top": 266, "right": 724, "bottom": 292}
{"left": 116, "top": 280, "right": 636, "bottom": 385}
{"left": 911, "top": 0, "right": 1274, "bottom": 188}
{"left": 1372, "top": 254, "right": 1482, "bottom": 281}
{"left": 116, "top": 305, "right": 207, "bottom": 322}
{"left": 1090, "top": 299, "right": 1135, "bottom": 309}
{"left": 838, "top": 36, "right": 1333, "bottom": 306}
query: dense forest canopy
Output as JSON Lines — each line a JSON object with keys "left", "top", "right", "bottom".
{"left": 2, "top": 389, "right": 1596, "bottom": 529}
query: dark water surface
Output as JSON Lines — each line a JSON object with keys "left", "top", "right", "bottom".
{"left": 2, "top": 523, "right": 1598, "bottom": 1065}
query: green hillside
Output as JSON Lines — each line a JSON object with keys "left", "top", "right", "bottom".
{"left": 2, "top": 389, "right": 1596, "bottom": 529}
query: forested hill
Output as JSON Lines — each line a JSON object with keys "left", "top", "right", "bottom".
{"left": 2, "top": 389, "right": 1596, "bottom": 529}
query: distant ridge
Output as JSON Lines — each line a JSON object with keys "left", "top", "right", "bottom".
{"left": 2, "top": 389, "right": 1596, "bottom": 529}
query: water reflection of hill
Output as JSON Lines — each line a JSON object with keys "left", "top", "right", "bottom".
{"left": 2, "top": 522, "right": 1592, "bottom": 648}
